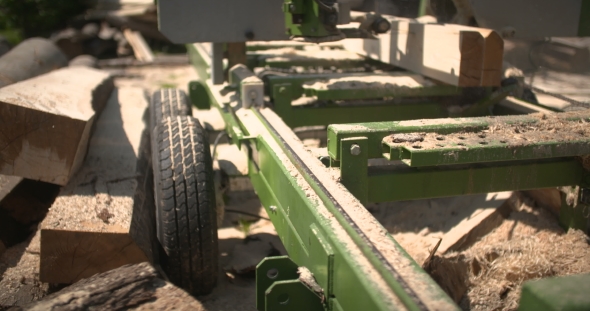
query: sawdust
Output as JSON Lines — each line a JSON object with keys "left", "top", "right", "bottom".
{"left": 252, "top": 46, "right": 364, "bottom": 64}
{"left": 0, "top": 230, "right": 50, "bottom": 308}
{"left": 302, "top": 73, "right": 432, "bottom": 91}
{"left": 434, "top": 198, "right": 590, "bottom": 311}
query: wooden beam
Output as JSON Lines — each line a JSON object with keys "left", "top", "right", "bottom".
{"left": 123, "top": 29, "right": 154, "bottom": 63}
{"left": 0, "top": 67, "right": 114, "bottom": 186}
{"left": 342, "top": 16, "right": 504, "bottom": 87}
{"left": 39, "top": 87, "right": 157, "bottom": 284}
{"left": 227, "top": 42, "right": 247, "bottom": 69}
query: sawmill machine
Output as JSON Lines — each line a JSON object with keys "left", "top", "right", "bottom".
{"left": 149, "top": 0, "right": 590, "bottom": 310}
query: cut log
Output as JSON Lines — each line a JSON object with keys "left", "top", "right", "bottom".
{"left": 342, "top": 17, "right": 504, "bottom": 87}
{"left": 14, "top": 262, "right": 205, "bottom": 311}
{"left": 123, "top": 29, "right": 154, "bottom": 62}
{"left": 0, "top": 67, "right": 114, "bottom": 186}
{"left": 0, "top": 38, "right": 68, "bottom": 88}
{"left": 39, "top": 87, "right": 158, "bottom": 285}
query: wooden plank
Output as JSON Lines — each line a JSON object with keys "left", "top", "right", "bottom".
{"left": 39, "top": 87, "right": 157, "bottom": 284}
{"left": 15, "top": 263, "right": 205, "bottom": 310}
{"left": 124, "top": 29, "right": 154, "bottom": 62}
{"left": 437, "top": 192, "right": 516, "bottom": 254}
{"left": 0, "top": 67, "right": 114, "bottom": 186}
{"left": 342, "top": 17, "right": 504, "bottom": 87}
{"left": 227, "top": 42, "right": 247, "bottom": 69}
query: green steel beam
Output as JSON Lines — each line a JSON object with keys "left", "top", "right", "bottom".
{"left": 365, "top": 159, "right": 586, "bottom": 202}
{"left": 272, "top": 83, "right": 450, "bottom": 128}
{"left": 383, "top": 135, "right": 590, "bottom": 167}
{"left": 301, "top": 78, "right": 461, "bottom": 101}
{"left": 328, "top": 118, "right": 490, "bottom": 161}
{"left": 328, "top": 110, "right": 590, "bottom": 161}
{"left": 237, "top": 107, "right": 459, "bottom": 311}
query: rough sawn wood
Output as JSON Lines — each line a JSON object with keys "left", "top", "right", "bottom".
{"left": 0, "top": 67, "right": 114, "bottom": 186}
{"left": 39, "top": 87, "right": 157, "bottom": 285}
{"left": 342, "top": 16, "right": 504, "bottom": 87}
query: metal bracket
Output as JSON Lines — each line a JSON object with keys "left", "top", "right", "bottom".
{"left": 340, "top": 137, "right": 369, "bottom": 204}
{"left": 256, "top": 256, "right": 324, "bottom": 311}
{"left": 188, "top": 80, "right": 211, "bottom": 109}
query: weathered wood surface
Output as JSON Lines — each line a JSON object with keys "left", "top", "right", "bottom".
{"left": 39, "top": 86, "right": 157, "bottom": 284}
{"left": 342, "top": 16, "right": 504, "bottom": 87}
{"left": 12, "top": 262, "right": 205, "bottom": 311}
{"left": 0, "top": 38, "right": 68, "bottom": 88}
{"left": 0, "top": 67, "right": 114, "bottom": 185}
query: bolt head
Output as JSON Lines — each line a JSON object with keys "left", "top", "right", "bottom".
{"left": 350, "top": 144, "right": 361, "bottom": 156}
{"left": 249, "top": 90, "right": 257, "bottom": 99}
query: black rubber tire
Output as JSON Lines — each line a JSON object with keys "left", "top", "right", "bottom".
{"left": 151, "top": 115, "right": 218, "bottom": 296}
{"left": 150, "top": 88, "right": 192, "bottom": 130}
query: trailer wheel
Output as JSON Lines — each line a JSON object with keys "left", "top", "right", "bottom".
{"left": 151, "top": 115, "right": 218, "bottom": 296}
{"left": 150, "top": 88, "right": 193, "bottom": 129}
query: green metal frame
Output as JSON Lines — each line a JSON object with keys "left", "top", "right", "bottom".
{"left": 187, "top": 42, "right": 590, "bottom": 310}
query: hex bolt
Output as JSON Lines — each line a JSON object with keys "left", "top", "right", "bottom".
{"left": 350, "top": 144, "right": 361, "bottom": 156}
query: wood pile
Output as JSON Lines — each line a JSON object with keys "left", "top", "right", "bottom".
{"left": 12, "top": 262, "right": 205, "bottom": 310}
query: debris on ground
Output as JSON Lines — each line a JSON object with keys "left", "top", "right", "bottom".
{"left": 427, "top": 196, "right": 590, "bottom": 310}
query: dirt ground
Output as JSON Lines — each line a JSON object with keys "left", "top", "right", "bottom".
{"left": 1, "top": 64, "right": 589, "bottom": 310}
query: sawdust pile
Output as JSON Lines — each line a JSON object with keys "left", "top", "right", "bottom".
{"left": 435, "top": 198, "right": 590, "bottom": 311}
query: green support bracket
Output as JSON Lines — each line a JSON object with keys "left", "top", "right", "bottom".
{"left": 518, "top": 273, "right": 590, "bottom": 311}
{"left": 382, "top": 133, "right": 590, "bottom": 167}
{"left": 301, "top": 78, "right": 461, "bottom": 101}
{"left": 188, "top": 80, "right": 211, "bottom": 109}
{"left": 272, "top": 83, "right": 449, "bottom": 128}
{"left": 266, "top": 280, "right": 324, "bottom": 311}
{"left": 367, "top": 159, "right": 585, "bottom": 202}
{"left": 558, "top": 186, "right": 590, "bottom": 232}
{"left": 340, "top": 137, "right": 369, "bottom": 204}
{"left": 256, "top": 256, "right": 324, "bottom": 311}
{"left": 328, "top": 110, "right": 590, "bottom": 162}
